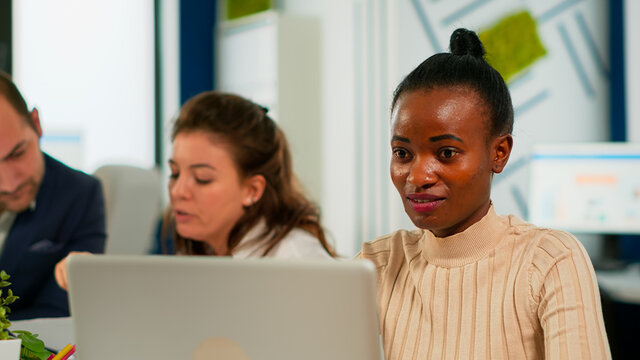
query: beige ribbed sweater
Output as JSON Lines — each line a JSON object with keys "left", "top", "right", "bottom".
{"left": 360, "top": 206, "right": 611, "bottom": 360}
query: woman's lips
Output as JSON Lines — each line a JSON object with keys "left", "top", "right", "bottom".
{"left": 174, "top": 209, "right": 194, "bottom": 222}
{"left": 406, "top": 194, "right": 445, "bottom": 213}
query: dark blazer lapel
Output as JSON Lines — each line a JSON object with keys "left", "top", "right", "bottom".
{"left": 0, "top": 210, "right": 39, "bottom": 274}
{"left": 0, "top": 153, "right": 54, "bottom": 274}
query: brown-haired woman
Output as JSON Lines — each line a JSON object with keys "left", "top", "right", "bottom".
{"left": 55, "top": 91, "right": 335, "bottom": 290}
{"left": 166, "top": 91, "right": 335, "bottom": 257}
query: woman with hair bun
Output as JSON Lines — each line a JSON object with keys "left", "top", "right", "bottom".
{"left": 360, "top": 28, "right": 610, "bottom": 359}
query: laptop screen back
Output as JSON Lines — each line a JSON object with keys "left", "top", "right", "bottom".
{"left": 67, "top": 255, "right": 382, "bottom": 360}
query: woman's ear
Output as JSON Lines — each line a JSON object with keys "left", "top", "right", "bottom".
{"left": 242, "top": 174, "right": 266, "bottom": 207}
{"left": 491, "top": 134, "right": 513, "bottom": 174}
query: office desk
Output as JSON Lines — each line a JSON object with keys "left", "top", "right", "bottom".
{"left": 596, "top": 263, "right": 640, "bottom": 359}
{"left": 11, "top": 317, "right": 74, "bottom": 353}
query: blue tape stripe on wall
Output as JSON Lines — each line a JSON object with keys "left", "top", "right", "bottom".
{"left": 558, "top": 22, "right": 596, "bottom": 99}
{"left": 411, "top": 0, "right": 442, "bottom": 52}
{"left": 441, "top": 0, "right": 493, "bottom": 27}
{"left": 574, "top": 11, "right": 609, "bottom": 77}
{"left": 537, "top": 0, "right": 581, "bottom": 24}
{"left": 514, "top": 89, "right": 550, "bottom": 117}
{"left": 180, "top": 0, "right": 216, "bottom": 105}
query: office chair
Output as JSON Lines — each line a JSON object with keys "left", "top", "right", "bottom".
{"left": 93, "top": 164, "right": 163, "bottom": 255}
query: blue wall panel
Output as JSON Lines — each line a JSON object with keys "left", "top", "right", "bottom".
{"left": 180, "top": 0, "right": 216, "bottom": 104}
{"left": 610, "top": 0, "right": 626, "bottom": 142}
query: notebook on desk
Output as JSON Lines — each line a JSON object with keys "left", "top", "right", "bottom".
{"left": 66, "top": 255, "right": 382, "bottom": 360}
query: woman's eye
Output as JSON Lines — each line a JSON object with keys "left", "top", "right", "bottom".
{"left": 392, "top": 148, "right": 410, "bottom": 160}
{"left": 169, "top": 172, "right": 178, "bottom": 180}
{"left": 195, "top": 178, "right": 212, "bottom": 185}
{"left": 439, "top": 148, "right": 458, "bottom": 159}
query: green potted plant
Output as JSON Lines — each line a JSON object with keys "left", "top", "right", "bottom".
{"left": 0, "top": 271, "right": 53, "bottom": 360}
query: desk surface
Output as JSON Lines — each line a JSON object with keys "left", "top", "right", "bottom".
{"left": 11, "top": 316, "right": 74, "bottom": 354}
{"left": 597, "top": 263, "right": 640, "bottom": 304}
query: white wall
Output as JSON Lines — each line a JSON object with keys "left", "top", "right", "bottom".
{"left": 279, "top": 0, "right": 362, "bottom": 256}
{"left": 317, "top": 1, "right": 360, "bottom": 255}
{"left": 12, "top": 0, "right": 156, "bottom": 173}
{"left": 277, "top": 0, "right": 611, "bottom": 257}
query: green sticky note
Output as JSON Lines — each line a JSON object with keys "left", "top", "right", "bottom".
{"left": 479, "top": 10, "right": 547, "bottom": 82}
{"left": 226, "top": 0, "right": 273, "bottom": 20}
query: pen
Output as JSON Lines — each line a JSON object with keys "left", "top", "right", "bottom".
{"left": 51, "top": 344, "right": 74, "bottom": 360}
{"left": 61, "top": 345, "right": 76, "bottom": 360}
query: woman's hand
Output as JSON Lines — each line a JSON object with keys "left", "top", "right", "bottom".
{"left": 55, "top": 251, "right": 91, "bottom": 290}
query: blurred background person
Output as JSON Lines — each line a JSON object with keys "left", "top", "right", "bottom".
{"left": 0, "top": 71, "right": 106, "bottom": 320}
{"left": 164, "top": 91, "right": 336, "bottom": 258}
{"left": 56, "top": 91, "right": 335, "bottom": 289}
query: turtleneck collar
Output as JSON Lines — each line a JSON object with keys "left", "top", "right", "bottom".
{"left": 417, "top": 204, "right": 508, "bottom": 268}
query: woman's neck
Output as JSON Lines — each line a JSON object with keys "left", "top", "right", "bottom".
{"left": 203, "top": 229, "right": 232, "bottom": 256}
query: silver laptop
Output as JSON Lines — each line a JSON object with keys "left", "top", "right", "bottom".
{"left": 67, "top": 255, "right": 382, "bottom": 360}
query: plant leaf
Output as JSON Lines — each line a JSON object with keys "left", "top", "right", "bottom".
{"left": 20, "top": 345, "right": 53, "bottom": 360}
{"left": 15, "top": 330, "right": 46, "bottom": 352}
{"left": 0, "top": 281, "right": 11, "bottom": 287}
{"left": 0, "top": 270, "right": 9, "bottom": 281}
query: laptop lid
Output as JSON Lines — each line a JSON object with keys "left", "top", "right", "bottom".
{"left": 67, "top": 255, "right": 382, "bottom": 360}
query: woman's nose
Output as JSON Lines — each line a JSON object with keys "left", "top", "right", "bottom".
{"left": 406, "top": 157, "right": 437, "bottom": 188}
{"left": 169, "top": 175, "right": 190, "bottom": 199}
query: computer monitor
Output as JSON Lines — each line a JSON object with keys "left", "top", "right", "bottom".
{"left": 528, "top": 142, "right": 640, "bottom": 234}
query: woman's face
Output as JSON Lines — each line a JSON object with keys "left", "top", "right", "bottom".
{"left": 390, "top": 87, "right": 511, "bottom": 237}
{"left": 169, "top": 131, "right": 254, "bottom": 251}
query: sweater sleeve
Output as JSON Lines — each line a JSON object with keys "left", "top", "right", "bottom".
{"left": 531, "top": 231, "right": 611, "bottom": 360}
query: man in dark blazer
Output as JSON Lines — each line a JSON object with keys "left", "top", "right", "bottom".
{"left": 0, "top": 71, "right": 106, "bottom": 320}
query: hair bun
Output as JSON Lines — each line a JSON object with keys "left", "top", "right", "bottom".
{"left": 449, "top": 28, "right": 485, "bottom": 58}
